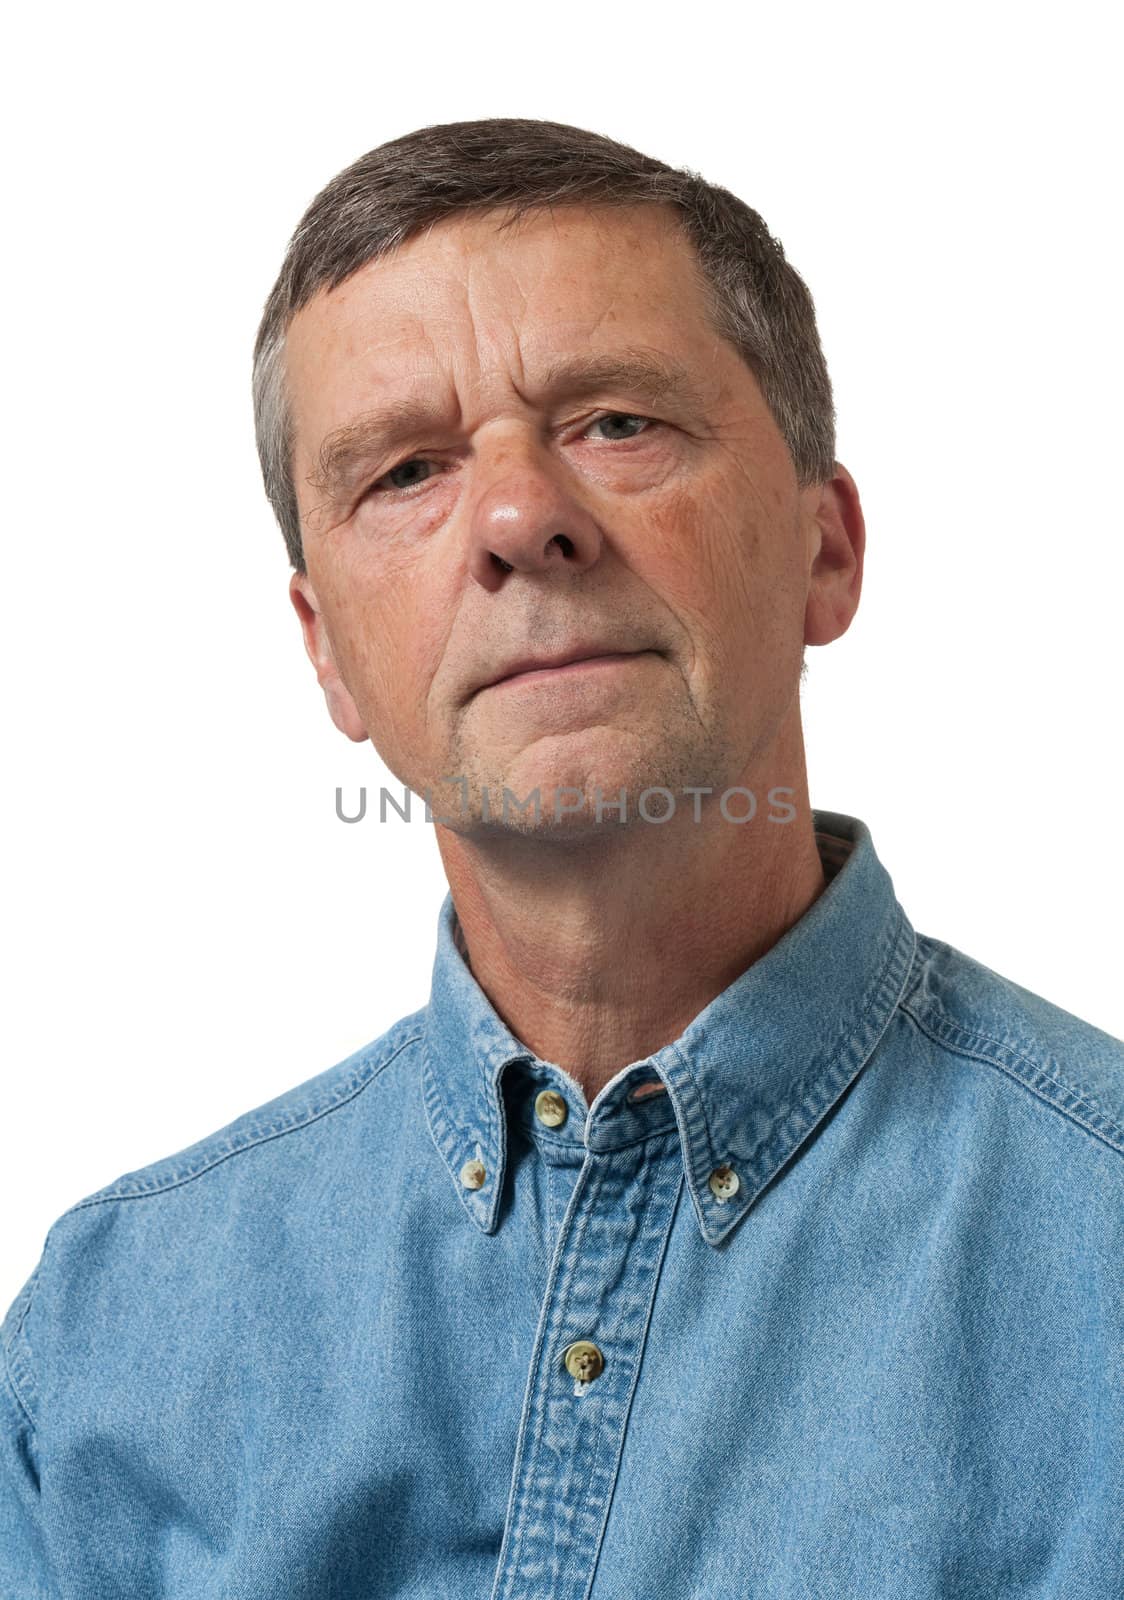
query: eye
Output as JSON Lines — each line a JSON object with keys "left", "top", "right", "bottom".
{"left": 372, "top": 456, "right": 440, "bottom": 494}
{"left": 366, "top": 412, "right": 657, "bottom": 501}
{"left": 584, "top": 412, "right": 654, "bottom": 442}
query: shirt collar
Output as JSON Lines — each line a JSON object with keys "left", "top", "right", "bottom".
{"left": 422, "top": 809, "right": 917, "bottom": 1248}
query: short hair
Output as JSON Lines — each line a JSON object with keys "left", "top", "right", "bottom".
{"left": 252, "top": 117, "right": 836, "bottom": 574}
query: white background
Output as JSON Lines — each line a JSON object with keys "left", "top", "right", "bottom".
{"left": 2, "top": 1, "right": 1120, "bottom": 1306}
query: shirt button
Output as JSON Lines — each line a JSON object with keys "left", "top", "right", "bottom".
{"left": 561, "top": 1340, "right": 604, "bottom": 1383}
{"left": 534, "top": 1089, "right": 568, "bottom": 1128}
{"left": 460, "top": 1158, "right": 487, "bottom": 1189}
{"left": 708, "top": 1163, "right": 740, "bottom": 1201}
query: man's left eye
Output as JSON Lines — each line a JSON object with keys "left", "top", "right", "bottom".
{"left": 585, "top": 413, "right": 653, "bottom": 441}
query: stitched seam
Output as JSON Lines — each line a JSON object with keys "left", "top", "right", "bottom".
{"left": 3, "top": 1247, "right": 47, "bottom": 1427}
{"left": 903, "top": 989, "right": 1123, "bottom": 1134}
{"left": 900, "top": 997, "right": 1124, "bottom": 1157}
{"left": 742, "top": 906, "right": 918, "bottom": 1171}
{"left": 3, "top": 1341, "right": 35, "bottom": 1432}
{"left": 67, "top": 1031, "right": 425, "bottom": 1210}
{"left": 903, "top": 938, "right": 1124, "bottom": 1132}
{"left": 530, "top": 1118, "right": 678, "bottom": 1157}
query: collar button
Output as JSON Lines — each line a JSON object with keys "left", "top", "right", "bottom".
{"left": 709, "top": 1163, "right": 740, "bottom": 1202}
{"left": 535, "top": 1089, "right": 569, "bottom": 1128}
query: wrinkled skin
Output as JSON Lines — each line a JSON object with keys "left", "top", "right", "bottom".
{"left": 282, "top": 202, "right": 864, "bottom": 1097}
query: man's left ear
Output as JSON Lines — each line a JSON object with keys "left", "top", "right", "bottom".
{"left": 802, "top": 462, "right": 866, "bottom": 648}
{"left": 288, "top": 572, "right": 369, "bottom": 743}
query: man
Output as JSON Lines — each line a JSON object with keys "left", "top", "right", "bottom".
{"left": 3, "top": 117, "right": 1122, "bottom": 1597}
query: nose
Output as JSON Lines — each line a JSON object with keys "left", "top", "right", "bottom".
{"left": 465, "top": 433, "right": 604, "bottom": 588}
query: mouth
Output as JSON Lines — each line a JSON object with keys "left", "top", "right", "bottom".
{"left": 483, "top": 650, "right": 653, "bottom": 692}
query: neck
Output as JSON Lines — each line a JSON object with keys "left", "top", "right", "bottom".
{"left": 434, "top": 712, "right": 826, "bottom": 1108}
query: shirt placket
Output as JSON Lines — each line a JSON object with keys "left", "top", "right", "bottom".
{"left": 490, "top": 1124, "right": 684, "bottom": 1600}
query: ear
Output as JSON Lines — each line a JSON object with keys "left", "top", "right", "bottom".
{"left": 802, "top": 462, "right": 866, "bottom": 648}
{"left": 289, "top": 572, "right": 369, "bottom": 742}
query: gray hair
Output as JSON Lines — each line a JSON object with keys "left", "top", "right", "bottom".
{"left": 252, "top": 118, "right": 836, "bottom": 574}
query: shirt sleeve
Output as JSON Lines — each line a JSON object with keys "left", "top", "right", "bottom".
{"left": 1, "top": 1263, "right": 54, "bottom": 1599}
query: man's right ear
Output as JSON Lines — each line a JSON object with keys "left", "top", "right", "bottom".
{"left": 288, "top": 573, "right": 369, "bottom": 743}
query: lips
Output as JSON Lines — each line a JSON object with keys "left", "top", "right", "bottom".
{"left": 479, "top": 647, "right": 647, "bottom": 693}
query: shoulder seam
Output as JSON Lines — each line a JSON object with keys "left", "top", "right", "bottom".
{"left": 899, "top": 993, "right": 1124, "bottom": 1157}
{"left": 2, "top": 1250, "right": 46, "bottom": 1429}
{"left": 66, "top": 1028, "right": 426, "bottom": 1211}
{"left": 3, "top": 1338, "right": 35, "bottom": 1432}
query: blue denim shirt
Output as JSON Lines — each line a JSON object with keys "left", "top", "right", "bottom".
{"left": 4, "top": 809, "right": 1123, "bottom": 1598}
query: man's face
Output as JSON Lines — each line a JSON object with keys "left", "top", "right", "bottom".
{"left": 285, "top": 203, "right": 855, "bottom": 836}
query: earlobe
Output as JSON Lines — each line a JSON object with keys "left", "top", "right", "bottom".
{"left": 287, "top": 572, "right": 369, "bottom": 743}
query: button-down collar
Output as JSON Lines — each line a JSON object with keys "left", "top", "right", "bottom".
{"left": 422, "top": 809, "right": 918, "bottom": 1247}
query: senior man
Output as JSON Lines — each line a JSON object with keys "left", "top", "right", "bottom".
{"left": 4, "top": 118, "right": 1122, "bottom": 1598}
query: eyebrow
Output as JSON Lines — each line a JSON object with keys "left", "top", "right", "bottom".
{"left": 305, "top": 350, "right": 711, "bottom": 505}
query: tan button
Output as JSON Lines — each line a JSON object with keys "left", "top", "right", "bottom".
{"left": 535, "top": 1089, "right": 568, "bottom": 1128}
{"left": 561, "top": 1340, "right": 604, "bottom": 1383}
{"left": 460, "top": 1158, "right": 487, "bottom": 1189}
{"left": 708, "top": 1163, "right": 740, "bottom": 1201}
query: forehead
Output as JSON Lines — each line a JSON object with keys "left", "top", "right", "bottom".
{"left": 289, "top": 202, "right": 705, "bottom": 355}
{"left": 282, "top": 204, "right": 724, "bottom": 461}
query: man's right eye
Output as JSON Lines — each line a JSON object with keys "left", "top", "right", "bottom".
{"left": 371, "top": 457, "right": 440, "bottom": 494}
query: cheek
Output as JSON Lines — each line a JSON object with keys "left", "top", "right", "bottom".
{"left": 639, "top": 478, "right": 769, "bottom": 629}
{"left": 637, "top": 475, "right": 805, "bottom": 683}
{"left": 321, "top": 575, "right": 435, "bottom": 754}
